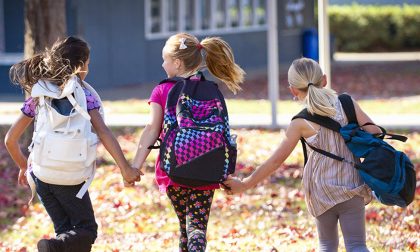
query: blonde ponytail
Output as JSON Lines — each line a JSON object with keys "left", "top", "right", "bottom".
{"left": 201, "top": 37, "right": 245, "bottom": 94}
{"left": 164, "top": 33, "right": 245, "bottom": 94}
{"left": 288, "top": 58, "right": 337, "bottom": 117}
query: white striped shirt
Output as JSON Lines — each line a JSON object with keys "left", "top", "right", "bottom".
{"left": 302, "top": 98, "right": 372, "bottom": 217}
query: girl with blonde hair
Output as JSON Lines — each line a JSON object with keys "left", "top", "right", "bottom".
{"left": 224, "top": 57, "right": 380, "bottom": 252}
{"left": 132, "top": 32, "right": 244, "bottom": 251}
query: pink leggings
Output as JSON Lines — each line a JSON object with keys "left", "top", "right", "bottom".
{"left": 315, "top": 196, "right": 369, "bottom": 252}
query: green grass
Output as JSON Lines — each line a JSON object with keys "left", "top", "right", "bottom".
{"left": 102, "top": 97, "right": 420, "bottom": 115}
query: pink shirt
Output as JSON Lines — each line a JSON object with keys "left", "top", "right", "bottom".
{"left": 148, "top": 81, "right": 220, "bottom": 192}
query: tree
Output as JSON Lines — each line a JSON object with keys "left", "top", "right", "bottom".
{"left": 24, "top": 0, "right": 66, "bottom": 58}
{"left": 22, "top": 0, "right": 67, "bottom": 142}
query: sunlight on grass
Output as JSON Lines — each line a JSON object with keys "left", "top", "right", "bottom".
{"left": 102, "top": 97, "right": 420, "bottom": 115}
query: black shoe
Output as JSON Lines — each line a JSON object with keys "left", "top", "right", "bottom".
{"left": 37, "top": 238, "right": 63, "bottom": 252}
{"left": 37, "top": 239, "right": 51, "bottom": 252}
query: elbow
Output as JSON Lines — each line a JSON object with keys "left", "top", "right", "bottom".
{"left": 4, "top": 131, "right": 13, "bottom": 149}
{"left": 144, "top": 124, "right": 161, "bottom": 139}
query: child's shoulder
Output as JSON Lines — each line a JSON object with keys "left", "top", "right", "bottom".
{"left": 152, "top": 81, "right": 176, "bottom": 93}
{"left": 21, "top": 97, "right": 38, "bottom": 118}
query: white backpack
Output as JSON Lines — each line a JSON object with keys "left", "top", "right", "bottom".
{"left": 27, "top": 76, "right": 104, "bottom": 201}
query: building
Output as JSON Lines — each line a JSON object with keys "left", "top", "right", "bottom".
{"left": 0, "top": 0, "right": 315, "bottom": 95}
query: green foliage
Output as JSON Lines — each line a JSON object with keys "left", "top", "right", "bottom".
{"left": 329, "top": 4, "right": 420, "bottom": 52}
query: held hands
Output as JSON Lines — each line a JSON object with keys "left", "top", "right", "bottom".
{"left": 121, "top": 166, "right": 143, "bottom": 186}
{"left": 222, "top": 175, "right": 249, "bottom": 195}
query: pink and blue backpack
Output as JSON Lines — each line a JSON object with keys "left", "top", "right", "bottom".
{"left": 150, "top": 73, "right": 237, "bottom": 187}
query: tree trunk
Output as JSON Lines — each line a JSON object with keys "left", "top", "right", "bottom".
{"left": 23, "top": 0, "right": 67, "bottom": 144}
{"left": 24, "top": 0, "right": 66, "bottom": 59}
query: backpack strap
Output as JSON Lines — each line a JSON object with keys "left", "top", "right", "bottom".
{"left": 338, "top": 94, "right": 407, "bottom": 142}
{"left": 292, "top": 108, "right": 341, "bottom": 132}
{"left": 159, "top": 71, "right": 206, "bottom": 85}
{"left": 338, "top": 94, "right": 357, "bottom": 124}
{"left": 67, "top": 95, "right": 91, "bottom": 120}
{"left": 159, "top": 77, "right": 185, "bottom": 84}
{"left": 292, "top": 108, "right": 344, "bottom": 166}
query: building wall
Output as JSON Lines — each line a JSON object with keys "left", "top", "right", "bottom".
{"left": 74, "top": 0, "right": 315, "bottom": 88}
{"left": 1, "top": 0, "right": 315, "bottom": 94}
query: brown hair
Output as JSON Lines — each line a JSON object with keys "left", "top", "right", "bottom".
{"left": 9, "top": 36, "right": 90, "bottom": 93}
{"left": 164, "top": 33, "right": 245, "bottom": 94}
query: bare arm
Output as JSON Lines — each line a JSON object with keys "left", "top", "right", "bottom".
{"left": 132, "top": 103, "right": 163, "bottom": 171}
{"left": 4, "top": 114, "right": 33, "bottom": 185}
{"left": 89, "top": 109, "right": 141, "bottom": 183}
{"left": 353, "top": 99, "right": 382, "bottom": 134}
{"left": 224, "top": 119, "right": 303, "bottom": 194}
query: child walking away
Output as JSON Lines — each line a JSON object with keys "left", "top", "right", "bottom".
{"left": 132, "top": 33, "right": 244, "bottom": 251}
{"left": 5, "top": 36, "right": 142, "bottom": 252}
{"left": 224, "top": 58, "right": 380, "bottom": 252}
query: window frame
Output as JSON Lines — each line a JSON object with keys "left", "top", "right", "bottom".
{"left": 145, "top": 0, "right": 268, "bottom": 40}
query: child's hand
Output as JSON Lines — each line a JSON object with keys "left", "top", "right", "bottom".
{"left": 121, "top": 166, "right": 143, "bottom": 185}
{"left": 222, "top": 175, "right": 248, "bottom": 195}
{"left": 17, "top": 168, "right": 28, "bottom": 186}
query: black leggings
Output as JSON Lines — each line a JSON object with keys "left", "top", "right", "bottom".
{"left": 167, "top": 186, "right": 214, "bottom": 252}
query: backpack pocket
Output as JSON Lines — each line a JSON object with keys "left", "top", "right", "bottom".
{"left": 171, "top": 146, "right": 226, "bottom": 186}
{"left": 177, "top": 96, "right": 224, "bottom": 128}
{"left": 46, "top": 136, "right": 87, "bottom": 162}
{"left": 36, "top": 134, "right": 88, "bottom": 171}
{"left": 174, "top": 128, "right": 225, "bottom": 166}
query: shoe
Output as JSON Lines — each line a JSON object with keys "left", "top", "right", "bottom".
{"left": 37, "top": 239, "right": 51, "bottom": 252}
{"left": 37, "top": 238, "right": 63, "bottom": 252}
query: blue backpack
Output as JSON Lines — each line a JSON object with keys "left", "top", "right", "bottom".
{"left": 149, "top": 73, "right": 237, "bottom": 187}
{"left": 292, "top": 94, "right": 416, "bottom": 207}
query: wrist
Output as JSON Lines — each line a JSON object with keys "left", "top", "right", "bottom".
{"left": 119, "top": 165, "right": 130, "bottom": 174}
{"left": 242, "top": 176, "right": 253, "bottom": 190}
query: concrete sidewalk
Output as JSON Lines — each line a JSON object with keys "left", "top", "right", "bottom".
{"left": 334, "top": 52, "right": 420, "bottom": 62}
{"left": 1, "top": 103, "right": 419, "bottom": 130}
{"left": 1, "top": 52, "right": 419, "bottom": 130}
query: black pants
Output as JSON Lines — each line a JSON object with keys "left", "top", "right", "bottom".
{"left": 167, "top": 186, "right": 214, "bottom": 252}
{"left": 31, "top": 172, "right": 97, "bottom": 251}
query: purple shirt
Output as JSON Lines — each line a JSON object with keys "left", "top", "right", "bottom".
{"left": 21, "top": 88, "right": 101, "bottom": 118}
{"left": 149, "top": 81, "right": 220, "bottom": 192}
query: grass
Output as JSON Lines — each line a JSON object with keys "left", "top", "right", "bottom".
{"left": 102, "top": 96, "right": 420, "bottom": 115}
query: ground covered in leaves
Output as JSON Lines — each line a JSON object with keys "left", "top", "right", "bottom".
{"left": 0, "top": 128, "right": 419, "bottom": 252}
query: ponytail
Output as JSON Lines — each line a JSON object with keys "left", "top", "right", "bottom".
{"left": 288, "top": 58, "right": 337, "bottom": 117}
{"left": 200, "top": 37, "right": 245, "bottom": 94}
{"left": 305, "top": 84, "right": 337, "bottom": 117}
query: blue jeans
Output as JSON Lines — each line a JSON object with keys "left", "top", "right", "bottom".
{"left": 31, "top": 172, "right": 97, "bottom": 244}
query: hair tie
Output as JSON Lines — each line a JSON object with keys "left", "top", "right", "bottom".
{"left": 307, "top": 83, "right": 314, "bottom": 87}
{"left": 179, "top": 38, "right": 187, "bottom": 50}
{"left": 196, "top": 43, "right": 203, "bottom": 51}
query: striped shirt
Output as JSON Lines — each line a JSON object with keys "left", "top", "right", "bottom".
{"left": 302, "top": 97, "right": 372, "bottom": 217}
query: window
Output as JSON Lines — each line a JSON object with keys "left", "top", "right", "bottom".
{"left": 284, "top": 0, "right": 305, "bottom": 30}
{"left": 145, "top": 0, "right": 267, "bottom": 39}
